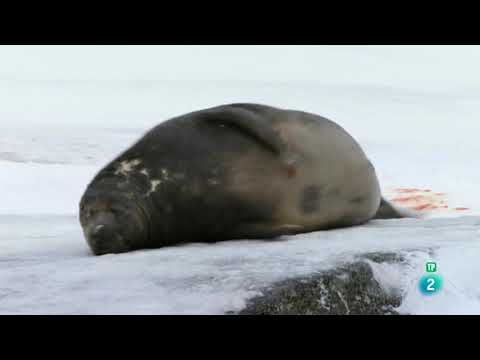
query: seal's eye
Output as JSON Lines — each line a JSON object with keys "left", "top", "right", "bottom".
{"left": 110, "top": 207, "right": 122, "bottom": 217}
{"left": 85, "top": 209, "right": 93, "bottom": 218}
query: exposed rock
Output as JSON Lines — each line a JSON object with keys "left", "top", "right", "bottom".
{"left": 236, "top": 252, "right": 405, "bottom": 315}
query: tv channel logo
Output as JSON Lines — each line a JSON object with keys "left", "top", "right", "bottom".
{"left": 419, "top": 262, "right": 442, "bottom": 296}
{"left": 426, "top": 262, "right": 437, "bottom": 273}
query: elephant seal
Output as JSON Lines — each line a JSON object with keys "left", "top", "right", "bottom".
{"left": 79, "top": 103, "right": 407, "bottom": 255}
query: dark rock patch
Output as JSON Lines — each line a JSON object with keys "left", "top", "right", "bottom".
{"left": 235, "top": 252, "right": 405, "bottom": 315}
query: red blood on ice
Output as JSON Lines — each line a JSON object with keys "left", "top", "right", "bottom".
{"left": 394, "top": 188, "right": 423, "bottom": 193}
{"left": 392, "top": 195, "right": 425, "bottom": 203}
{"left": 413, "top": 204, "right": 436, "bottom": 211}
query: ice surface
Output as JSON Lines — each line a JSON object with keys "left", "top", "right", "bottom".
{"left": 0, "top": 214, "right": 478, "bottom": 314}
{"left": 0, "top": 45, "right": 479, "bottom": 314}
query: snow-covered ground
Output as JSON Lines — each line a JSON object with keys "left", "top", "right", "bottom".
{"left": 0, "top": 46, "right": 479, "bottom": 314}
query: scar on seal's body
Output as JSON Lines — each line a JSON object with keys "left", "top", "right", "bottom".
{"left": 114, "top": 159, "right": 142, "bottom": 176}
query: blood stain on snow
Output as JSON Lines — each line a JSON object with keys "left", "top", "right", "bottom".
{"left": 393, "top": 188, "right": 423, "bottom": 193}
{"left": 388, "top": 188, "right": 469, "bottom": 214}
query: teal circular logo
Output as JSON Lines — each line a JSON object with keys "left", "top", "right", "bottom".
{"left": 419, "top": 274, "right": 443, "bottom": 295}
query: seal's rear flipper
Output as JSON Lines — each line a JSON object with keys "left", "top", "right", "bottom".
{"left": 373, "top": 197, "right": 421, "bottom": 219}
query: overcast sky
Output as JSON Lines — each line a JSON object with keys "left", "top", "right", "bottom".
{"left": 1, "top": 45, "right": 480, "bottom": 92}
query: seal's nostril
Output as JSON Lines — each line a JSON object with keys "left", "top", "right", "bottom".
{"left": 91, "top": 224, "right": 108, "bottom": 238}
{"left": 94, "top": 224, "right": 105, "bottom": 233}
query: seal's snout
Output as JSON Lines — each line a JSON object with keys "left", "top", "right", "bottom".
{"left": 92, "top": 224, "right": 106, "bottom": 236}
{"left": 85, "top": 216, "right": 118, "bottom": 255}
{"left": 89, "top": 223, "right": 112, "bottom": 247}
{"left": 80, "top": 189, "right": 150, "bottom": 256}
{"left": 82, "top": 209, "right": 129, "bottom": 256}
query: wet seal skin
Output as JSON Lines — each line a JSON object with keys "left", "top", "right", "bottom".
{"left": 79, "top": 103, "right": 409, "bottom": 255}
{"left": 350, "top": 196, "right": 366, "bottom": 204}
{"left": 300, "top": 185, "right": 322, "bottom": 214}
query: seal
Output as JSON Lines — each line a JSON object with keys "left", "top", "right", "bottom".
{"left": 79, "top": 103, "right": 407, "bottom": 255}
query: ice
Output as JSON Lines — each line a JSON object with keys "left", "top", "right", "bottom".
{"left": 0, "top": 45, "right": 479, "bottom": 314}
{"left": 0, "top": 215, "right": 478, "bottom": 314}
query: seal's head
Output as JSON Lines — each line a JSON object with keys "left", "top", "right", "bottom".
{"left": 79, "top": 181, "right": 150, "bottom": 255}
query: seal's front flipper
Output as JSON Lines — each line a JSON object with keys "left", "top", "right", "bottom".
{"left": 373, "top": 197, "right": 419, "bottom": 219}
{"left": 200, "top": 105, "right": 292, "bottom": 158}
{"left": 229, "top": 222, "right": 305, "bottom": 240}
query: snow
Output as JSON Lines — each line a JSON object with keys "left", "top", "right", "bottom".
{"left": 0, "top": 45, "right": 479, "bottom": 314}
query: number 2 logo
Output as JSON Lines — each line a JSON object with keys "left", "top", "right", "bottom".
{"left": 419, "top": 274, "right": 442, "bottom": 295}
{"left": 426, "top": 278, "right": 435, "bottom": 291}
